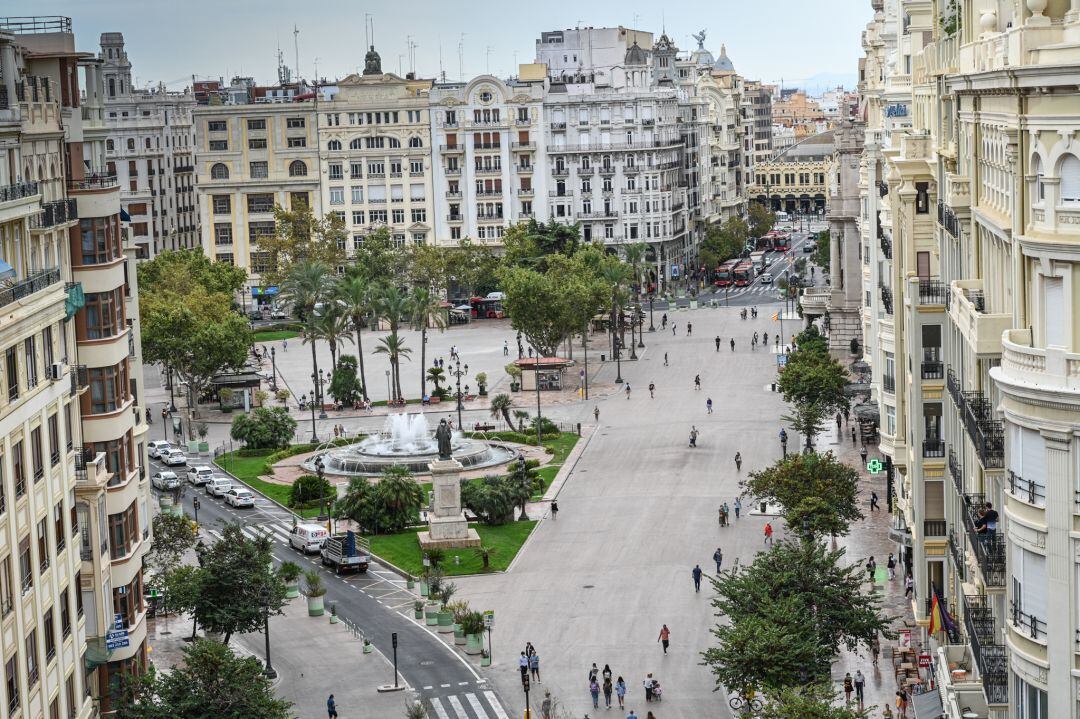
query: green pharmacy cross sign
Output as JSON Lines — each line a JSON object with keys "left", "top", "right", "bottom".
{"left": 867, "top": 459, "right": 884, "bottom": 475}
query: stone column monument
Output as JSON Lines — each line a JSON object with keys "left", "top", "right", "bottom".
{"left": 418, "top": 420, "right": 480, "bottom": 550}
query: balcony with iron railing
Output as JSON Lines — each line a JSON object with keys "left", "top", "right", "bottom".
{"left": 921, "top": 359, "right": 944, "bottom": 380}
{"left": 962, "top": 493, "right": 1006, "bottom": 587}
{"left": 938, "top": 199, "right": 962, "bottom": 239}
{"left": 0, "top": 180, "right": 40, "bottom": 204}
{"left": 70, "top": 364, "right": 88, "bottom": 397}
{"left": 880, "top": 285, "right": 893, "bottom": 315}
{"left": 923, "top": 519, "right": 946, "bottom": 537}
{"left": 0, "top": 266, "right": 61, "bottom": 309}
{"left": 28, "top": 197, "right": 77, "bottom": 230}
{"left": 918, "top": 278, "right": 946, "bottom": 306}
{"left": 1006, "top": 470, "right": 1045, "bottom": 507}
{"left": 963, "top": 593, "right": 1008, "bottom": 705}
{"left": 878, "top": 180, "right": 889, "bottom": 198}
{"left": 880, "top": 233, "right": 892, "bottom": 259}
{"left": 948, "top": 529, "right": 966, "bottom": 581}
{"left": 923, "top": 438, "right": 946, "bottom": 458}
{"left": 949, "top": 448, "right": 964, "bottom": 497}
{"left": 949, "top": 279, "right": 1011, "bottom": 356}
{"left": 959, "top": 390, "right": 1004, "bottom": 470}
{"left": 67, "top": 171, "right": 118, "bottom": 192}
{"left": 1009, "top": 599, "right": 1047, "bottom": 642}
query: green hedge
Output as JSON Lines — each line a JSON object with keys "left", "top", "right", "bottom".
{"left": 234, "top": 448, "right": 274, "bottom": 458}
{"left": 263, "top": 436, "right": 357, "bottom": 466}
{"left": 466, "top": 430, "right": 561, "bottom": 446}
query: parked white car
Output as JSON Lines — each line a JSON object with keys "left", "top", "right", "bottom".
{"left": 161, "top": 449, "right": 187, "bottom": 466}
{"left": 151, "top": 471, "right": 180, "bottom": 491}
{"left": 205, "top": 477, "right": 233, "bottom": 497}
{"left": 147, "top": 441, "right": 172, "bottom": 459}
{"left": 186, "top": 466, "right": 214, "bottom": 486}
{"left": 223, "top": 488, "right": 254, "bottom": 508}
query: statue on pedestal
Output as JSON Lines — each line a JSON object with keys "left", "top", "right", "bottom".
{"left": 435, "top": 418, "right": 453, "bottom": 460}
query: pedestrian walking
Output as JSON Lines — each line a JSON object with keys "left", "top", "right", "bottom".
{"left": 616, "top": 677, "right": 626, "bottom": 709}
{"left": 644, "top": 673, "right": 655, "bottom": 702}
{"left": 706, "top": 397, "right": 713, "bottom": 414}
{"left": 843, "top": 672, "right": 854, "bottom": 705}
{"left": 589, "top": 663, "right": 599, "bottom": 683}
{"left": 854, "top": 670, "right": 865, "bottom": 708}
{"left": 519, "top": 652, "right": 529, "bottom": 680}
{"left": 718, "top": 506, "right": 725, "bottom": 526}
{"left": 730, "top": 338, "right": 735, "bottom": 351}
{"left": 722, "top": 502, "right": 730, "bottom": 525}
{"left": 715, "top": 335, "right": 721, "bottom": 351}
{"left": 663, "top": 352, "right": 669, "bottom": 366}
{"left": 689, "top": 426, "right": 699, "bottom": 448}
{"left": 764, "top": 522, "right": 774, "bottom": 544}
{"left": 851, "top": 425, "right": 857, "bottom": 445}
{"left": 904, "top": 572, "right": 914, "bottom": 597}
{"left": 895, "top": 688, "right": 909, "bottom": 718}
{"left": 525, "top": 642, "right": 535, "bottom": 657}
{"left": 671, "top": 323, "right": 677, "bottom": 336}
{"left": 603, "top": 676, "right": 613, "bottom": 708}
{"left": 627, "top": 711, "right": 636, "bottom": 719}
{"left": 692, "top": 564, "right": 703, "bottom": 592}
{"left": 694, "top": 374, "right": 701, "bottom": 390}
{"left": 282, "top": 338, "right": 288, "bottom": 352}
{"left": 866, "top": 556, "right": 877, "bottom": 584}
{"left": 871, "top": 636, "right": 881, "bottom": 666}
{"left": 687, "top": 322, "right": 692, "bottom": 336}
{"left": 602, "top": 664, "right": 612, "bottom": 682}
{"left": 734, "top": 451, "right": 742, "bottom": 470}
{"left": 541, "top": 692, "right": 552, "bottom": 719}
{"left": 550, "top": 500, "right": 559, "bottom": 520}
{"left": 860, "top": 445, "right": 869, "bottom": 466}
{"left": 733, "top": 497, "right": 741, "bottom": 519}
{"left": 657, "top": 625, "right": 670, "bottom": 654}
{"left": 625, "top": 383, "right": 632, "bottom": 399}
{"left": 327, "top": 694, "right": 338, "bottom": 718}
{"left": 649, "top": 382, "right": 655, "bottom": 398}
{"left": 871, "top": 491, "right": 880, "bottom": 511}
{"left": 530, "top": 652, "right": 540, "bottom": 681}
{"left": 590, "top": 679, "right": 600, "bottom": 708}
{"left": 836, "top": 411, "right": 843, "bottom": 432}
{"left": 661, "top": 313, "right": 667, "bottom": 329}
{"left": 594, "top": 406, "right": 600, "bottom": 423}
{"left": 504, "top": 340, "right": 509, "bottom": 356}
{"left": 887, "top": 553, "right": 897, "bottom": 580}
{"left": 713, "top": 547, "right": 723, "bottom": 573}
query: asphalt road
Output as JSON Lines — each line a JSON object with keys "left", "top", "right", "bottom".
{"left": 150, "top": 452, "right": 510, "bottom": 717}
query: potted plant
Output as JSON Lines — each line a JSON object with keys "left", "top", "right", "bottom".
{"left": 406, "top": 574, "right": 415, "bottom": 590}
{"left": 304, "top": 569, "right": 326, "bottom": 617}
{"left": 462, "top": 611, "right": 485, "bottom": 656}
{"left": 328, "top": 602, "right": 339, "bottom": 624}
{"left": 276, "top": 388, "right": 290, "bottom": 404}
{"left": 475, "top": 372, "right": 488, "bottom": 396}
{"left": 424, "top": 571, "right": 443, "bottom": 626}
{"left": 413, "top": 599, "right": 425, "bottom": 620}
{"left": 436, "top": 582, "right": 457, "bottom": 633}
{"left": 218, "top": 387, "right": 235, "bottom": 412}
{"left": 362, "top": 636, "right": 373, "bottom": 654}
{"left": 255, "top": 389, "right": 270, "bottom": 407}
{"left": 278, "top": 561, "right": 302, "bottom": 599}
{"left": 196, "top": 423, "right": 210, "bottom": 455}
{"left": 481, "top": 648, "right": 491, "bottom": 667}
{"left": 505, "top": 363, "right": 522, "bottom": 392}
{"left": 450, "top": 600, "right": 470, "bottom": 645}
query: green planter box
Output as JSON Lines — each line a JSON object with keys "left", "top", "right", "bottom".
{"left": 424, "top": 604, "right": 439, "bottom": 626}
{"left": 419, "top": 581, "right": 428, "bottom": 597}
{"left": 285, "top": 583, "right": 299, "bottom": 599}
{"left": 307, "top": 595, "right": 325, "bottom": 617}
{"left": 198, "top": 441, "right": 210, "bottom": 453}
{"left": 464, "top": 633, "right": 483, "bottom": 655}
{"left": 437, "top": 611, "right": 454, "bottom": 632}
{"left": 481, "top": 656, "right": 491, "bottom": 667}
{"left": 454, "top": 626, "right": 466, "bottom": 645}
{"left": 414, "top": 609, "right": 424, "bottom": 620}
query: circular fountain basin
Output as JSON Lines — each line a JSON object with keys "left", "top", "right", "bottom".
{"left": 302, "top": 413, "right": 517, "bottom": 476}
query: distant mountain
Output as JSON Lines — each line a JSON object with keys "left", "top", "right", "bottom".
{"left": 777, "top": 72, "right": 859, "bottom": 94}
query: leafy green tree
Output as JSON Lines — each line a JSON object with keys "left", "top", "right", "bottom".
{"left": 460, "top": 475, "right": 516, "bottom": 525}
{"left": 794, "top": 325, "right": 829, "bottom": 355}
{"left": 193, "top": 525, "right": 289, "bottom": 644}
{"left": 229, "top": 407, "right": 297, "bottom": 449}
{"left": 812, "top": 230, "right": 831, "bottom": 274}
{"left": 335, "top": 272, "right": 373, "bottom": 401}
{"left": 373, "top": 466, "right": 423, "bottom": 532}
{"left": 743, "top": 452, "right": 863, "bottom": 538}
{"left": 257, "top": 203, "right": 347, "bottom": 287}
{"left": 137, "top": 248, "right": 247, "bottom": 299}
{"left": 623, "top": 242, "right": 649, "bottom": 298}
{"left": 145, "top": 512, "right": 198, "bottom": 583}
{"left": 289, "top": 474, "right": 336, "bottom": 509}
{"left": 777, "top": 341, "right": 849, "bottom": 449}
{"left": 280, "top": 260, "right": 335, "bottom": 406}
{"left": 700, "top": 217, "right": 749, "bottom": 270}
{"left": 408, "top": 286, "right": 447, "bottom": 397}
{"left": 748, "top": 202, "right": 777, "bottom": 240}
{"left": 334, "top": 477, "right": 383, "bottom": 533}
{"left": 445, "top": 238, "right": 501, "bottom": 298}
{"left": 113, "top": 639, "right": 293, "bottom": 719}
{"left": 351, "top": 227, "right": 409, "bottom": 283}
{"left": 328, "top": 354, "right": 364, "bottom": 405}
{"left": 702, "top": 539, "right": 894, "bottom": 693}
{"left": 502, "top": 219, "right": 583, "bottom": 272}
{"left": 760, "top": 684, "right": 870, "bottom": 719}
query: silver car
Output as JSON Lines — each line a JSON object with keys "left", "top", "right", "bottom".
{"left": 151, "top": 471, "right": 180, "bottom": 491}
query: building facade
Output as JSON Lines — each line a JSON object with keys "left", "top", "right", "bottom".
{"left": 316, "top": 47, "right": 437, "bottom": 255}
{"left": 0, "top": 15, "right": 152, "bottom": 718}
{"left": 194, "top": 99, "right": 318, "bottom": 294}
{"left": 749, "top": 130, "right": 833, "bottom": 215}
{"left": 99, "top": 32, "right": 198, "bottom": 259}
{"left": 741, "top": 79, "right": 774, "bottom": 182}
{"left": 859, "top": 0, "right": 1080, "bottom": 716}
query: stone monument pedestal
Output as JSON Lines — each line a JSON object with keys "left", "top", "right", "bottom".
{"left": 417, "top": 458, "right": 481, "bottom": 550}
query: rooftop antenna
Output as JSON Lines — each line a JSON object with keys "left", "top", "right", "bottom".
{"left": 293, "top": 25, "right": 300, "bottom": 81}
{"left": 438, "top": 36, "right": 445, "bottom": 81}
{"left": 513, "top": 50, "right": 518, "bottom": 75}
{"left": 458, "top": 33, "right": 465, "bottom": 82}
{"left": 485, "top": 46, "right": 493, "bottom": 75}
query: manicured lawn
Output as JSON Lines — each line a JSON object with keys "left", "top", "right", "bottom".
{"left": 544, "top": 432, "right": 579, "bottom": 464}
{"left": 214, "top": 449, "right": 320, "bottom": 518}
{"left": 368, "top": 521, "right": 537, "bottom": 576}
{"left": 253, "top": 330, "right": 299, "bottom": 342}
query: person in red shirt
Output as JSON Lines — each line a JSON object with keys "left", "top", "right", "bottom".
{"left": 657, "top": 625, "right": 670, "bottom": 654}
{"left": 764, "top": 522, "right": 774, "bottom": 545}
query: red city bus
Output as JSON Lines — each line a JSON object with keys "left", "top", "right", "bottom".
{"left": 771, "top": 230, "right": 791, "bottom": 252}
{"left": 713, "top": 259, "right": 740, "bottom": 287}
{"left": 733, "top": 261, "right": 754, "bottom": 287}
{"left": 469, "top": 297, "right": 505, "bottom": 319}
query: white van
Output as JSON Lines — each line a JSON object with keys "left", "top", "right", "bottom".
{"left": 289, "top": 524, "right": 329, "bottom": 554}
{"left": 205, "top": 477, "right": 234, "bottom": 497}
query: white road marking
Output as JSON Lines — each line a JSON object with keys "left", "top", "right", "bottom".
{"left": 447, "top": 695, "right": 469, "bottom": 717}
{"left": 483, "top": 691, "right": 510, "bottom": 719}
{"left": 429, "top": 698, "right": 451, "bottom": 719}
{"left": 465, "top": 693, "right": 490, "bottom": 718}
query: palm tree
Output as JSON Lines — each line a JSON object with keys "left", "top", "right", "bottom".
{"left": 371, "top": 283, "right": 411, "bottom": 399}
{"left": 335, "top": 274, "right": 372, "bottom": 401}
{"left": 408, "top": 286, "right": 447, "bottom": 399}
{"left": 624, "top": 242, "right": 648, "bottom": 299}
{"left": 312, "top": 304, "right": 352, "bottom": 371}
{"left": 489, "top": 394, "right": 515, "bottom": 430}
{"left": 281, "top": 260, "right": 333, "bottom": 409}
{"left": 374, "top": 334, "right": 412, "bottom": 399}
{"left": 600, "top": 261, "right": 632, "bottom": 358}
{"left": 427, "top": 366, "right": 447, "bottom": 397}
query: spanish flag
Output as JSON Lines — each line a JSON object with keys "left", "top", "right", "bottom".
{"left": 928, "top": 583, "right": 956, "bottom": 638}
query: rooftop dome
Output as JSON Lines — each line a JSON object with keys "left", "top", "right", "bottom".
{"left": 713, "top": 44, "right": 735, "bottom": 73}
{"left": 624, "top": 40, "right": 648, "bottom": 66}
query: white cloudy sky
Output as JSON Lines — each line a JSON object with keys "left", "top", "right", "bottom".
{"left": 9, "top": 0, "right": 866, "bottom": 91}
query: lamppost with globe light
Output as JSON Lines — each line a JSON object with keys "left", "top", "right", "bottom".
{"left": 448, "top": 358, "right": 469, "bottom": 430}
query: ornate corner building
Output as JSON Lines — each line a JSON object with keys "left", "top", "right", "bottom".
{"left": 859, "top": 0, "right": 1080, "bottom": 715}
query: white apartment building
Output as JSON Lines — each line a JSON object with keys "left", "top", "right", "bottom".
{"left": 536, "top": 27, "right": 688, "bottom": 289}
{"left": 0, "top": 15, "right": 152, "bottom": 718}
{"left": 859, "top": 0, "right": 1080, "bottom": 716}
{"left": 429, "top": 73, "right": 546, "bottom": 246}
{"left": 99, "top": 32, "right": 197, "bottom": 259}
{"left": 317, "top": 47, "right": 436, "bottom": 255}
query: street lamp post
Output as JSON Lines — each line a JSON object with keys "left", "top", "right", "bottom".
{"left": 628, "top": 312, "right": 638, "bottom": 361}
{"left": 317, "top": 369, "right": 328, "bottom": 419}
{"left": 263, "top": 592, "right": 276, "bottom": 679}
{"left": 270, "top": 347, "right": 277, "bottom": 391}
{"left": 636, "top": 305, "right": 644, "bottom": 348}
{"left": 614, "top": 332, "right": 623, "bottom": 385}
{"left": 316, "top": 457, "right": 331, "bottom": 533}
{"left": 648, "top": 296, "right": 655, "bottom": 332}
{"left": 385, "top": 370, "right": 391, "bottom": 404}
{"left": 779, "top": 428, "right": 788, "bottom": 459}
{"left": 449, "top": 359, "right": 469, "bottom": 430}
{"left": 308, "top": 377, "right": 319, "bottom": 443}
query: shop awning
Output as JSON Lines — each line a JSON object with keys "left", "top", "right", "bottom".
{"left": 0, "top": 259, "right": 16, "bottom": 281}
{"left": 911, "top": 688, "right": 944, "bottom": 719}
{"left": 251, "top": 286, "right": 279, "bottom": 297}
{"left": 120, "top": 208, "right": 131, "bottom": 222}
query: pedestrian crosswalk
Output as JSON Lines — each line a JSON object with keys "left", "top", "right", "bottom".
{"left": 427, "top": 691, "right": 509, "bottom": 719}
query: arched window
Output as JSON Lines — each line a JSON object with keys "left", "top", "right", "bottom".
{"left": 349, "top": 138, "right": 363, "bottom": 150}
{"left": 408, "top": 137, "right": 423, "bottom": 148}
{"left": 106, "top": 139, "right": 114, "bottom": 151}
{"left": 289, "top": 160, "right": 307, "bottom": 177}
{"left": 127, "top": 138, "right": 135, "bottom": 151}
{"left": 388, "top": 137, "right": 401, "bottom": 148}
{"left": 210, "top": 163, "right": 229, "bottom": 180}
{"left": 1060, "top": 154, "right": 1080, "bottom": 204}
{"left": 328, "top": 140, "right": 342, "bottom": 151}
{"left": 1032, "top": 155, "right": 1045, "bottom": 204}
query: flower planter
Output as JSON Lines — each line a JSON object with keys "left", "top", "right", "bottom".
{"left": 285, "top": 582, "right": 300, "bottom": 599}
{"left": 437, "top": 611, "right": 454, "bottom": 632}
{"left": 363, "top": 641, "right": 373, "bottom": 654}
{"left": 307, "top": 595, "right": 325, "bottom": 617}
{"left": 187, "top": 440, "right": 199, "bottom": 454}
{"left": 414, "top": 608, "right": 424, "bottom": 620}
{"left": 429, "top": 396, "right": 442, "bottom": 404}
{"left": 419, "top": 581, "right": 428, "bottom": 597}
{"left": 481, "top": 655, "right": 491, "bottom": 667}
{"left": 510, "top": 383, "right": 520, "bottom": 392}
{"left": 198, "top": 441, "right": 210, "bottom": 454}
{"left": 464, "top": 633, "right": 483, "bottom": 655}
{"left": 424, "top": 604, "right": 439, "bottom": 626}
{"left": 406, "top": 577, "right": 415, "bottom": 590}
{"left": 454, "top": 625, "right": 466, "bottom": 645}
{"left": 329, "top": 613, "right": 339, "bottom": 624}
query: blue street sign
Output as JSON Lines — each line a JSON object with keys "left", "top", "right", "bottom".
{"left": 114, "top": 613, "right": 124, "bottom": 631}
{"left": 106, "top": 636, "right": 130, "bottom": 650}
